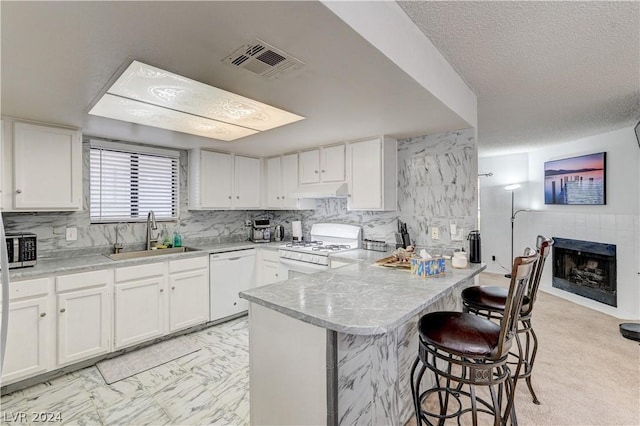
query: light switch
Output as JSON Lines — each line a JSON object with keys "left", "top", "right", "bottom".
{"left": 66, "top": 227, "right": 77, "bottom": 241}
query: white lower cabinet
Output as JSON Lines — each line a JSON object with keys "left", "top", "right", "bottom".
{"left": 168, "top": 257, "right": 209, "bottom": 332}
{"left": 0, "top": 278, "right": 52, "bottom": 385}
{"left": 114, "top": 263, "right": 166, "bottom": 350}
{"left": 258, "top": 249, "right": 286, "bottom": 286}
{"left": 55, "top": 270, "right": 112, "bottom": 366}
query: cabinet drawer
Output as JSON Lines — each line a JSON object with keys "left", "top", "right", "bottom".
{"left": 115, "top": 262, "right": 164, "bottom": 282}
{"left": 168, "top": 256, "right": 208, "bottom": 273}
{"left": 5, "top": 278, "right": 49, "bottom": 301}
{"left": 56, "top": 269, "right": 111, "bottom": 292}
{"left": 261, "top": 249, "right": 280, "bottom": 263}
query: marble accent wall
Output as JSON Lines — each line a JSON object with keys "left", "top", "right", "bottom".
{"left": 1, "top": 141, "right": 253, "bottom": 258}
{"left": 397, "top": 128, "right": 477, "bottom": 251}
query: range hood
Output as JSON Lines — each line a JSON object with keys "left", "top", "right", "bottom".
{"left": 289, "top": 182, "right": 349, "bottom": 199}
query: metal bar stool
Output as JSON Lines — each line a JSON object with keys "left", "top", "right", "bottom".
{"left": 462, "top": 236, "right": 553, "bottom": 405}
{"left": 411, "top": 251, "right": 538, "bottom": 426}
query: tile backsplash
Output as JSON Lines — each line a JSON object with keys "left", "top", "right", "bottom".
{"left": 2, "top": 128, "right": 477, "bottom": 257}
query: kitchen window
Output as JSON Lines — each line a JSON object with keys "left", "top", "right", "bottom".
{"left": 90, "top": 140, "right": 179, "bottom": 223}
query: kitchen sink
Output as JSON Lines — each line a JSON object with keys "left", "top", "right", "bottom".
{"left": 105, "top": 246, "right": 200, "bottom": 261}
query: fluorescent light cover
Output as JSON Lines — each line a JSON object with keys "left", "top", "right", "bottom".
{"left": 90, "top": 94, "right": 258, "bottom": 141}
{"left": 89, "top": 60, "right": 304, "bottom": 141}
{"left": 504, "top": 183, "right": 522, "bottom": 191}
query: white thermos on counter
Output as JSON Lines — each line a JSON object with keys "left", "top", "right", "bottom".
{"left": 292, "top": 221, "right": 303, "bottom": 241}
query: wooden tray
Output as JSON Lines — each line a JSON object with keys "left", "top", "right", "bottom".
{"left": 374, "top": 255, "right": 413, "bottom": 269}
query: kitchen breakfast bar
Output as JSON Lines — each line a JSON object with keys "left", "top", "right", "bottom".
{"left": 240, "top": 252, "right": 486, "bottom": 426}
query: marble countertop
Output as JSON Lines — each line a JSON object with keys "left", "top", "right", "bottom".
{"left": 9, "top": 240, "right": 282, "bottom": 280}
{"left": 240, "top": 254, "right": 486, "bottom": 336}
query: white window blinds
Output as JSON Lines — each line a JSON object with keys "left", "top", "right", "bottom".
{"left": 90, "top": 141, "right": 179, "bottom": 223}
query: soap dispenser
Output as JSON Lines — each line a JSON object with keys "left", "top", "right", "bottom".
{"left": 173, "top": 227, "right": 183, "bottom": 248}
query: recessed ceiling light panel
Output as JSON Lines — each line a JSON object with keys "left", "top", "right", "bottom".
{"left": 90, "top": 94, "right": 258, "bottom": 141}
{"left": 89, "top": 60, "right": 304, "bottom": 141}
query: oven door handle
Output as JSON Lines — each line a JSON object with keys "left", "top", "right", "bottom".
{"left": 279, "top": 258, "right": 329, "bottom": 273}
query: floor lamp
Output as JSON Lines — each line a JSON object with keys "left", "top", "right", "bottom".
{"left": 504, "top": 184, "right": 528, "bottom": 278}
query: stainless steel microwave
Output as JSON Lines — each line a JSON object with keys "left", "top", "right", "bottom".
{"left": 4, "top": 232, "right": 37, "bottom": 268}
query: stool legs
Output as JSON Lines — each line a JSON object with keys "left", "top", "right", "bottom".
{"left": 411, "top": 352, "right": 514, "bottom": 426}
{"left": 520, "top": 319, "right": 540, "bottom": 404}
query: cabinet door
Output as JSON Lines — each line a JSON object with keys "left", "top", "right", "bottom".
{"left": 168, "top": 269, "right": 209, "bottom": 332}
{"left": 0, "top": 296, "right": 50, "bottom": 383}
{"left": 347, "top": 139, "right": 382, "bottom": 210}
{"left": 262, "top": 261, "right": 285, "bottom": 286}
{"left": 321, "top": 145, "right": 345, "bottom": 182}
{"left": 281, "top": 154, "right": 300, "bottom": 209}
{"left": 200, "top": 150, "right": 233, "bottom": 208}
{"left": 234, "top": 155, "right": 261, "bottom": 208}
{"left": 114, "top": 277, "right": 165, "bottom": 349}
{"left": 13, "top": 122, "right": 81, "bottom": 210}
{"left": 299, "top": 149, "right": 320, "bottom": 184}
{"left": 265, "top": 156, "right": 283, "bottom": 208}
{"left": 57, "top": 287, "right": 110, "bottom": 365}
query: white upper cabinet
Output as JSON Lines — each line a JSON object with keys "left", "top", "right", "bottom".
{"left": 299, "top": 149, "right": 320, "bottom": 184}
{"left": 266, "top": 156, "right": 283, "bottom": 208}
{"left": 2, "top": 120, "right": 82, "bottom": 211}
{"left": 346, "top": 137, "right": 397, "bottom": 211}
{"left": 198, "top": 150, "right": 233, "bottom": 208}
{"left": 265, "top": 153, "right": 314, "bottom": 210}
{"left": 234, "top": 155, "right": 261, "bottom": 208}
{"left": 189, "top": 149, "right": 261, "bottom": 210}
{"left": 299, "top": 144, "right": 345, "bottom": 185}
{"left": 321, "top": 144, "right": 345, "bottom": 182}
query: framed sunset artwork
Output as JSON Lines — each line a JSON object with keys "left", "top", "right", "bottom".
{"left": 544, "top": 152, "right": 606, "bottom": 205}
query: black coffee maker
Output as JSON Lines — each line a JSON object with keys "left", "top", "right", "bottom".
{"left": 467, "top": 230, "right": 481, "bottom": 263}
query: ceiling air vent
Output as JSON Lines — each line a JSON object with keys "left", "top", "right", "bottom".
{"left": 223, "top": 38, "right": 304, "bottom": 79}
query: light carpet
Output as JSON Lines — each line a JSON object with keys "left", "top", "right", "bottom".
{"left": 96, "top": 335, "right": 201, "bottom": 384}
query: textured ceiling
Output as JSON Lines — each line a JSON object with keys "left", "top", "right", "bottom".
{"left": 398, "top": 1, "right": 640, "bottom": 157}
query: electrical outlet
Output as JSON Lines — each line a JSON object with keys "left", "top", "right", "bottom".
{"left": 492, "top": 255, "right": 496, "bottom": 262}
{"left": 431, "top": 227, "right": 440, "bottom": 240}
{"left": 66, "top": 227, "right": 77, "bottom": 241}
{"left": 245, "top": 220, "right": 252, "bottom": 227}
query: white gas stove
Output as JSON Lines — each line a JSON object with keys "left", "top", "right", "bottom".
{"left": 278, "top": 223, "right": 361, "bottom": 270}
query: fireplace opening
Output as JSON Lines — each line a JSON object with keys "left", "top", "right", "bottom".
{"left": 552, "top": 238, "right": 617, "bottom": 307}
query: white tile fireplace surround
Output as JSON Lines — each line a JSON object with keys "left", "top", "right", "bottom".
{"left": 524, "top": 212, "right": 639, "bottom": 319}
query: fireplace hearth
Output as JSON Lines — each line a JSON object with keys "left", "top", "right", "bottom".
{"left": 552, "top": 237, "right": 617, "bottom": 307}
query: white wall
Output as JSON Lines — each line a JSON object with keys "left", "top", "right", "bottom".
{"left": 480, "top": 126, "right": 640, "bottom": 319}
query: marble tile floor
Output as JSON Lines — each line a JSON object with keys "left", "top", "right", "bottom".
{"left": 0, "top": 317, "right": 250, "bottom": 426}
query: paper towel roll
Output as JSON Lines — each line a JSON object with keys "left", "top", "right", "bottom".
{"left": 292, "top": 221, "right": 302, "bottom": 240}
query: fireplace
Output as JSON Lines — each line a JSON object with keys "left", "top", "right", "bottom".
{"left": 552, "top": 238, "right": 617, "bottom": 307}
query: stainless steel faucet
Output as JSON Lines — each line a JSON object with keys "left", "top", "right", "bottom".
{"left": 146, "top": 211, "right": 158, "bottom": 250}
{"left": 114, "top": 223, "right": 124, "bottom": 254}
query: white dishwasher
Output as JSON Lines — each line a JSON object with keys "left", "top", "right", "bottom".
{"left": 210, "top": 248, "right": 256, "bottom": 321}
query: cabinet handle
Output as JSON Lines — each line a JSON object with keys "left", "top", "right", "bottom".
{"left": 171, "top": 286, "right": 176, "bottom": 290}
{"left": 276, "top": 196, "right": 280, "bottom": 200}
{"left": 228, "top": 196, "right": 232, "bottom": 199}
{"left": 314, "top": 170, "right": 318, "bottom": 174}
{"left": 236, "top": 196, "right": 240, "bottom": 199}
{"left": 16, "top": 189, "right": 22, "bottom": 194}
{"left": 322, "top": 170, "right": 326, "bottom": 173}
{"left": 60, "top": 308, "right": 66, "bottom": 313}
{"left": 347, "top": 194, "right": 351, "bottom": 197}
{"left": 160, "top": 289, "right": 164, "bottom": 293}
{"left": 40, "top": 312, "right": 46, "bottom": 317}
{"left": 275, "top": 273, "right": 279, "bottom": 277}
